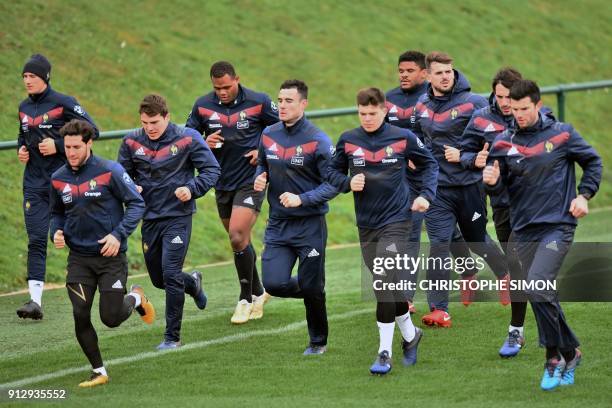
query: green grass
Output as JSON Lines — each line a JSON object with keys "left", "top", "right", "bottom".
{"left": 0, "top": 0, "right": 610, "bottom": 291}
{"left": 1, "top": 211, "right": 611, "bottom": 406}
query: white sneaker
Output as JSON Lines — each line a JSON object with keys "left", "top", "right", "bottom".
{"left": 250, "top": 292, "right": 270, "bottom": 320}
{"left": 231, "top": 299, "right": 253, "bottom": 324}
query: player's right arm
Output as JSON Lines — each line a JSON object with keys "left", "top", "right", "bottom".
{"left": 254, "top": 131, "right": 270, "bottom": 191}
{"left": 327, "top": 135, "right": 352, "bottom": 193}
{"left": 17, "top": 110, "right": 29, "bottom": 164}
{"left": 49, "top": 180, "right": 66, "bottom": 249}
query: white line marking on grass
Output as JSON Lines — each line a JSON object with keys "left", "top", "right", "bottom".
{"left": 0, "top": 307, "right": 372, "bottom": 389}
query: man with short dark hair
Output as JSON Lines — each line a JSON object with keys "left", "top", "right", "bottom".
{"left": 328, "top": 87, "right": 438, "bottom": 375}
{"left": 412, "top": 52, "right": 510, "bottom": 327}
{"left": 51, "top": 119, "right": 152, "bottom": 388}
{"left": 187, "top": 61, "right": 279, "bottom": 324}
{"left": 386, "top": 50, "right": 473, "bottom": 312}
{"left": 16, "top": 54, "right": 99, "bottom": 320}
{"left": 119, "top": 94, "right": 220, "bottom": 350}
{"left": 460, "top": 67, "right": 527, "bottom": 356}
{"left": 254, "top": 79, "right": 337, "bottom": 355}
{"left": 484, "top": 79, "right": 601, "bottom": 390}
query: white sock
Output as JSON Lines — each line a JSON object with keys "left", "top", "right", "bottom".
{"left": 509, "top": 325, "right": 524, "bottom": 336}
{"left": 128, "top": 292, "right": 142, "bottom": 308}
{"left": 93, "top": 366, "right": 108, "bottom": 377}
{"left": 377, "top": 321, "right": 395, "bottom": 357}
{"left": 395, "top": 312, "right": 416, "bottom": 342}
{"left": 28, "top": 280, "right": 44, "bottom": 306}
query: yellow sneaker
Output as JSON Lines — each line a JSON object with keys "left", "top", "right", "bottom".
{"left": 250, "top": 292, "right": 269, "bottom": 320}
{"left": 231, "top": 299, "right": 252, "bottom": 324}
{"left": 78, "top": 371, "right": 109, "bottom": 388}
{"left": 130, "top": 285, "right": 155, "bottom": 325}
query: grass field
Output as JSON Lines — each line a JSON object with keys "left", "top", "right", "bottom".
{"left": 0, "top": 0, "right": 611, "bottom": 290}
{"left": 1, "top": 210, "right": 611, "bottom": 407}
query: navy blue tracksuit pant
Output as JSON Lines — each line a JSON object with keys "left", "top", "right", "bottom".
{"left": 425, "top": 183, "right": 508, "bottom": 311}
{"left": 511, "top": 224, "right": 579, "bottom": 352}
{"left": 23, "top": 188, "right": 51, "bottom": 282}
{"left": 142, "top": 215, "right": 197, "bottom": 342}
{"left": 262, "top": 215, "right": 328, "bottom": 347}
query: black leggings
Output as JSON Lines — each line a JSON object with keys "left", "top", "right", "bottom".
{"left": 67, "top": 284, "right": 135, "bottom": 368}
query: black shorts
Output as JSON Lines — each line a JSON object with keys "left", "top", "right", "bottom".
{"left": 215, "top": 183, "right": 265, "bottom": 219}
{"left": 66, "top": 251, "right": 128, "bottom": 293}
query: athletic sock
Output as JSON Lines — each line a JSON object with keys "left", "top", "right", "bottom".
{"left": 377, "top": 321, "right": 395, "bottom": 357}
{"left": 28, "top": 280, "right": 44, "bottom": 306}
{"left": 128, "top": 292, "right": 141, "bottom": 308}
{"left": 249, "top": 243, "right": 264, "bottom": 297}
{"left": 509, "top": 325, "right": 524, "bottom": 337}
{"left": 395, "top": 312, "right": 416, "bottom": 342}
{"left": 93, "top": 366, "right": 108, "bottom": 377}
{"left": 234, "top": 245, "right": 254, "bottom": 301}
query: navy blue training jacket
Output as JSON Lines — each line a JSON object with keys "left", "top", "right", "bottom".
{"left": 18, "top": 86, "right": 99, "bottom": 191}
{"left": 185, "top": 85, "right": 278, "bottom": 191}
{"left": 118, "top": 123, "right": 220, "bottom": 221}
{"left": 255, "top": 117, "right": 338, "bottom": 219}
{"left": 328, "top": 123, "right": 438, "bottom": 229}
{"left": 411, "top": 70, "right": 488, "bottom": 187}
{"left": 50, "top": 155, "right": 144, "bottom": 256}
{"left": 486, "top": 112, "right": 602, "bottom": 231}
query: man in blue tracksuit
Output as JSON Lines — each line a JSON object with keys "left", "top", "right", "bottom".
{"left": 254, "top": 80, "right": 337, "bottom": 355}
{"left": 16, "top": 54, "right": 99, "bottom": 320}
{"left": 460, "top": 67, "right": 530, "bottom": 356}
{"left": 328, "top": 87, "right": 438, "bottom": 375}
{"left": 386, "top": 50, "right": 473, "bottom": 310}
{"left": 411, "top": 52, "right": 510, "bottom": 327}
{"left": 118, "top": 94, "right": 219, "bottom": 350}
{"left": 186, "top": 61, "right": 279, "bottom": 324}
{"left": 484, "top": 79, "right": 601, "bottom": 390}
{"left": 50, "top": 119, "right": 153, "bottom": 388}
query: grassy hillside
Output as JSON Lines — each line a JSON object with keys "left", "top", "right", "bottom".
{"left": 0, "top": 0, "right": 610, "bottom": 291}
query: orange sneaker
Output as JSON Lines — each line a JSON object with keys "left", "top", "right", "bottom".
{"left": 130, "top": 285, "right": 156, "bottom": 324}
{"left": 460, "top": 275, "right": 477, "bottom": 306}
{"left": 498, "top": 274, "right": 511, "bottom": 306}
{"left": 421, "top": 309, "right": 452, "bottom": 328}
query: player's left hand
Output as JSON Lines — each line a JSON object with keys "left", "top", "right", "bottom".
{"left": 408, "top": 160, "right": 416, "bottom": 170}
{"left": 244, "top": 149, "right": 258, "bottom": 166}
{"left": 38, "top": 138, "right": 57, "bottom": 156}
{"left": 569, "top": 194, "right": 589, "bottom": 218}
{"left": 279, "top": 192, "right": 302, "bottom": 208}
{"left": 175, "top": 186, "right": 192, "bottom": 202}
{"left": 444, "top": 145, "right": 460, "bottom": 163}
{"left": 411, "top": 196, "right": 430, "bottom": 213}
{"left": 98, "top": 234, "right": 120, "bottom": 257}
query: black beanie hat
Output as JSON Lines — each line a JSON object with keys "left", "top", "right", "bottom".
{"left": 22, "top": 54, "right": 51, "bottom": 83}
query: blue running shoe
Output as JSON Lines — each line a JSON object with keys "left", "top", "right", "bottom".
{"left": 560, "top": 349, "right": 581, "bottom": 386}
{"left": 370, "top": 350, "right": 392, "bottom": 375}
{"left": 156, "top": 340, "right": 182, "bottom": 351}
{"left": 303, "top": 345, "right": 327, "bottom": 355}
{"left": 499, "top": 329, "right": 525, "bottom": 358}
{"left": 540, "top": 356, "right": 566, "bottom": 391}
{"left": 191, "top": 271, "right": 207, "bottom": 310}
{"left": 401, "top": 327, "right": 423, "bottom": 366}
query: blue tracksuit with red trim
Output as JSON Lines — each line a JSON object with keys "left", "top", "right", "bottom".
{"left": 486, "top": 112, "right": 602, "bottom": 351}
{"left": 412, "top": 70, "right": 508, "bottom": 311}
{"left": 185, "top": 84, "right": 278, "bottom": 191}
{"left": 256, "top": 116, "right": 337, "bottom": 346}
{"left": 386, "top": 82, "right": 430, "bottom": 243}
{"left": 49, "top": 155, "right": 144, "bottom": 256}
{"left": 327, "top": 122, "right": 438, "bottom": 229}
{"left": 118, "top": 123, "right": 220, "bottom": 342}
{"left": 18, "top": 85, "right": 98, "bottom": 281}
